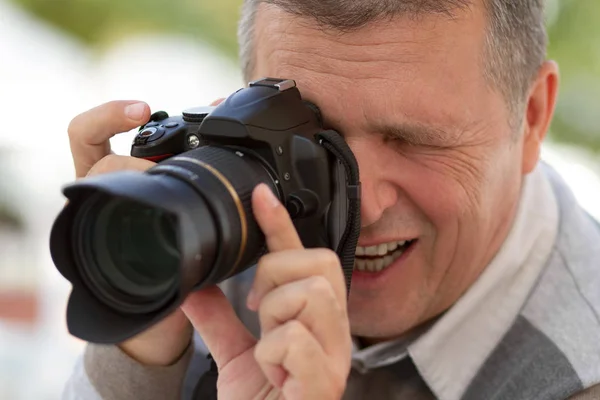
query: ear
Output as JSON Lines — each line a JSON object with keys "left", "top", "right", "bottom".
{"left": 521, "top": 60, "right": 560, "bottom": 174}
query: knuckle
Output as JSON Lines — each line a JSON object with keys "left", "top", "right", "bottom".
{"left": 257, "top": 252, "right": 273, "bottom": 269}
{"left": 87, "top": 154, "right": 119, "bottom": 176}
{"left": 210, "top": 98, "right": 225, "bottom": 106}
{"left": 126, "top": 156, "right": 155, "bottom": 172}
{"left": 67, "top": 114, "right": 85, "bottom": 139}
{"left": 255, "top": 251, "right": 288, "bottom": 275}
{"left": 90, "top": 155, "right": 154, "bottom": 176}
{"left": 253, "top": 340, "right": 267, "bottom": 363}
{"left": 255, "top": 255, "right": 271, "bottom": 279}
{"left": 315, "top": 249, "right": 340, "bottom": 269}
{"left": 283, "top": 320, "right": 306, "bottom": 343}
{"left": 287, "top": 331, "right": 316, "bottom": 360}
{"left": 307, "top": 276, "right": 334, "bottom": 299}
{"left": 257, "top": 295, "right": 275, "bottom": 325}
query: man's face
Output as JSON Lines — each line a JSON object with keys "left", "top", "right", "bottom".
{"left": 252, "top": 4, "right": 528, "bottom": 341}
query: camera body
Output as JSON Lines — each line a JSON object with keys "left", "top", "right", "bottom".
{"left": 131, "top": 78, "right": 348, "bottom": 250}
{"left": 49, "top": 78, "right": 359, "bottom": 344}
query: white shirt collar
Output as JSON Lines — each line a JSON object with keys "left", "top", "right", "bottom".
{"left": 351, "top": 165, "right": 559, "bottom": 400}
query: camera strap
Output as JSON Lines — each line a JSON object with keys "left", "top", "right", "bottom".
{"left": 193, "top": 131, "right": 360, "bottom": 399}
{"left": 192, "top": 354, "right": 219, "bottom": 399}
{"left": 315, "top": 130, "right": 361, "bottom": 298}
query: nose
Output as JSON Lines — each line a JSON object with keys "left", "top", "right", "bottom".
{"left": 359, "top": 174, "right": 399, "bottom": 227}
{"left": 349, "top": 140, "right": 399, "bottom": 227}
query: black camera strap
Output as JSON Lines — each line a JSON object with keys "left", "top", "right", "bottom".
{"left": 192, "top": 354, "right": 219, "bottom": 399}
{"left": 193, "top": 131, "right": 360, "bottom": 399}
{"left": 315, "top": 130, "right": 361, "bottom": 297}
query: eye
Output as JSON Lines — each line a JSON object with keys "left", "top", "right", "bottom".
{"left": 382, "top": 134, "right": 415, "bottom": 147}
{"left": 383, "top": 134, "right": 448, "bottom": 151}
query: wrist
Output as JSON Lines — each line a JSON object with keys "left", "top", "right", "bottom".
{"left": 119, "top": 311, "right": 193, "bottom": 366}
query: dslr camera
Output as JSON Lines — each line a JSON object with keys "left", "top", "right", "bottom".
{"left": 49, "top": 78, "right": 360, "bottom": 344}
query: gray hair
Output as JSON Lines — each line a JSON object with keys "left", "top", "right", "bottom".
{"left": 237, "top": 0, "right": 547, "bottom": 127}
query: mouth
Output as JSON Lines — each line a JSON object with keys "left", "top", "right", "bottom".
{"left": 354, "top": 239, "right": 417, "bottom": 273}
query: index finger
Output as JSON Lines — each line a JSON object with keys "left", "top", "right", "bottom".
{"left": 68, "top": 100, "right": 150, "bottom": 178}
{"left": 252, "top": 183, "right": 303, "bottom": 252}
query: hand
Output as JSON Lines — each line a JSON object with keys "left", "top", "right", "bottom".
{"left": 181, "top": 183, "right": 353, "bottom": 400}
{"left": 67, "top": 100, "right": 193, "bottom": 365}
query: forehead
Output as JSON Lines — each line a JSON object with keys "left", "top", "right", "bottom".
{"left": 252, "top": 4, "right": 506, "bottom": 134}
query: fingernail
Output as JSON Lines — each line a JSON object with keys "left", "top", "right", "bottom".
{"left": 260, "top": 184, "right": 280, "bottom": 209}
{"left": 124, "top": 102, "right": 146, "bottom": 121}
{"left": 247, "top": 289, "right": 258, "bottom": 310}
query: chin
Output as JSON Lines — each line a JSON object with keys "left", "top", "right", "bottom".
{"left": 347, "top": 289, "right": 434, "bottom": 341}
{"left": 348, "top": 307, "right": 414, "bottom": 339}
{"left": 349, "top": 321, "right": 410, "bottom": 345}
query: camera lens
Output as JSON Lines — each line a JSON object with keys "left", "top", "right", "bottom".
{"left": 52, "top": 146, "right": 278, "bottom": 342}
{"left": 75, "top": 195, "right": 180, "bottom": 314}
{"left": 98, "top": 198, "right": 179, "bottom": 294}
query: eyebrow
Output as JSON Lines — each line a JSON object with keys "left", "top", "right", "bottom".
{"left": 370, "top": 121, "right": 452, "bottom": 146}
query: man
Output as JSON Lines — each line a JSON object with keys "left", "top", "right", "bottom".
{"left": 63, "top": 0, "right": 600, "bottom": 399}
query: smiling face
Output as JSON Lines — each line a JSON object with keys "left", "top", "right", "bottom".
{"left": 251, "top": 2, "right": 553, "bottom": 342}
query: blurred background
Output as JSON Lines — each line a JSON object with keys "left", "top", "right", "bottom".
{"left": 0, "top": 0, "right": 598, "bottom": 398}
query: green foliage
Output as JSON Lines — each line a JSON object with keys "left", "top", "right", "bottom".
{"left": 9, "top": 0, "right": 600, "bottom": 152}
{"left": 12, "top": 0, "right": 242, "bottom": 56}
{"left": 546, "top": 0, "right": 600, "bottom": 152}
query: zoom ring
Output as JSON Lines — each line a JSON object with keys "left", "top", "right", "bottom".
{"left": 167, "top": 146, "right": 276, "bottom": 280}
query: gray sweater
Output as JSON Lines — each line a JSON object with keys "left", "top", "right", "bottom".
{"left": 63, "top": 164, "right": 600, "bottom": 400}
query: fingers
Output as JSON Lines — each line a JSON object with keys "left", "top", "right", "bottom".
{"left": 250, "top": 184, "right": 346, "bottom": 307}
{"left": 252, "top": 183, "right": 303, "bottom": 252}
{"left": 258, "top": 276, "right": 350, "bottom": 359}
{"left": 254, "top": 321, "right": 348, "bottom": 400}
{"left": 86, "top": 154, "right": 156, "bottom": 177}
{"left": 249, "top": 170, "right": 351, "bottom": 398}
{"left": 68, "top": 100, "right": 150, "bottom": 178}
{"left": 247, "top": 249, "right": 347, "bottom": 311}
{"left": 210, "top": 98, "right": 226, "bottom": 106}
{"left": 181, "top": 286, "right": 256, "bottom": 369}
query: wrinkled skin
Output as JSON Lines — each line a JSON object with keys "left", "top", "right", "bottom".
{"left": 252, "top": 2, "right": 558, "bottom": 344}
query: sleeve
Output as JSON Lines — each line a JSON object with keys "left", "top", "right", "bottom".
{"left": 61, "top": 342, "right": 194, "bottom": 400}
{"left": 60, "top": 272, "right": 258, "bottom": 400}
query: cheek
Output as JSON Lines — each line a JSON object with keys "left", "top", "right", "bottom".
{"left": 401, "top": 151, "right": 488, "bottom": 228}
{"left": 395, "top": 148, "right": 503, "bottom": 271}
{"left": 399, "top": 142, "right": 522, "bottom": 272}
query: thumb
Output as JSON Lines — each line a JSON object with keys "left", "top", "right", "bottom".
{"left": 181, "top": 286, "right": 257, "bottom": 368}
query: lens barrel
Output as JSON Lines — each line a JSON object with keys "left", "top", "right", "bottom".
{"left": 50, "top": 146, "right": 276, "bottom": 343}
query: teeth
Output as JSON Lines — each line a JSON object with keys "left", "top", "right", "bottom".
{"left": 355, "top": 240, "right": 411, "bottom": 257}
{"left": 355, "top": 259, "right": 365, "bottom": 270}
{"left": 353, "top": 245, "right": 409, "bottom": 273}
{"left": 365, "top": 246, "right": 378, "bottom": 256}
{"left": 366, "top": 259, "right": 375, "bottom": 272}
{"left": 392, "top": 249, "right": 404, "bottom": 258}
